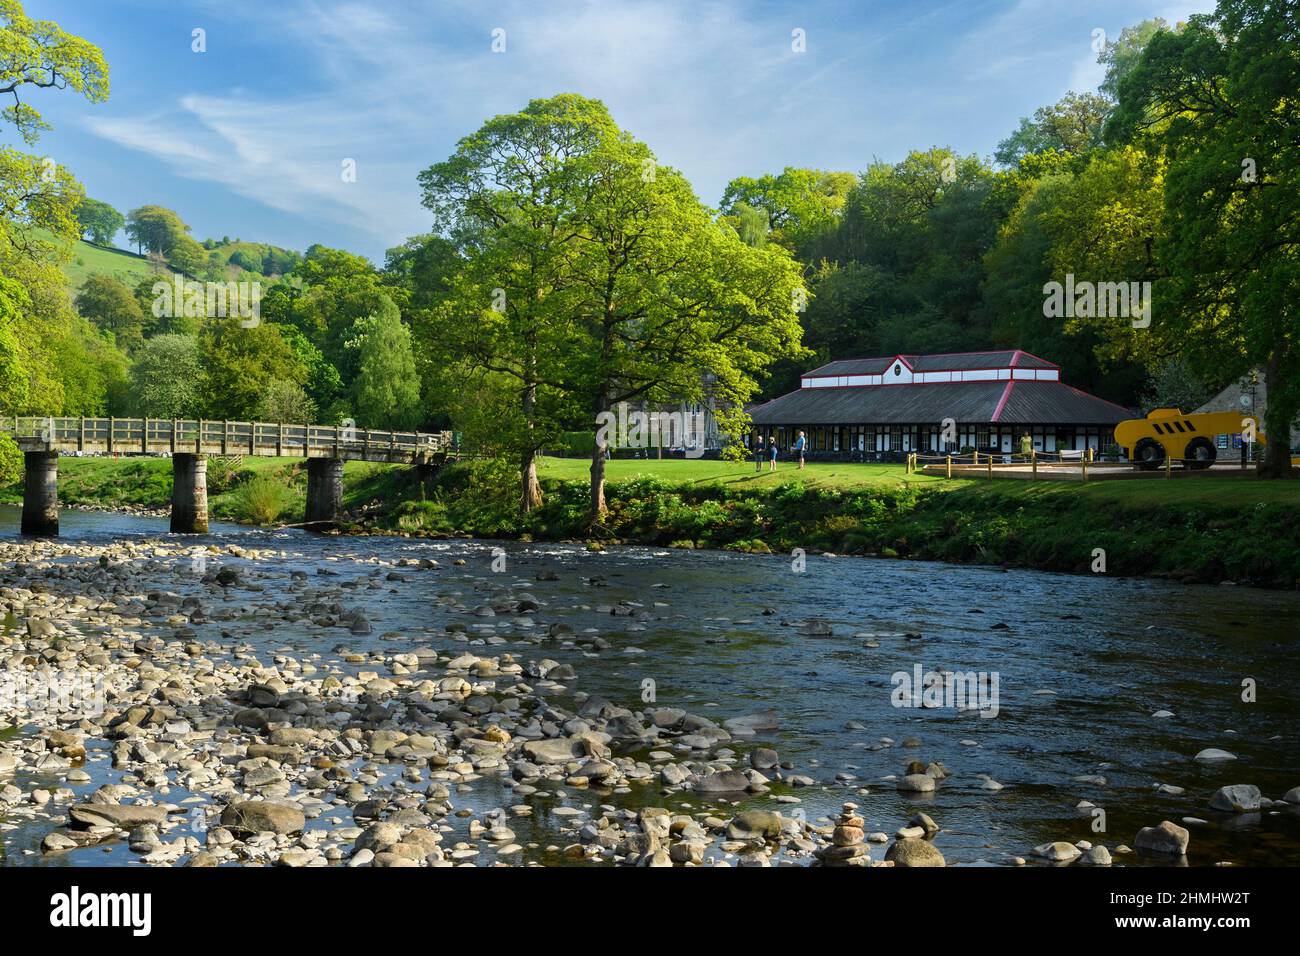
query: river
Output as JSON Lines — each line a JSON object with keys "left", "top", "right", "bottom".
{"left": 1, "top": 504, "right": 1297, "bottom": 867}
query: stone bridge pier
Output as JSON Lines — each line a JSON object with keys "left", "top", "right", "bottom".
{"left": 21, "top": 451, "right": 59, "bottom": 536}
{"left": 170, "top": 453, "right": 209, "bottom": 534}
{"left": 305, "top": 457, "right": 344, "bottom": 529}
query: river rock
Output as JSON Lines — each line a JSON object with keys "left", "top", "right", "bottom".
{"left": 1134, "top": 820, "right": 1189, "bottom": 856}
{"left": 1193, "top": 748, "right": 1236, "bottom": 763}
{"left": 1032, "top": 841, "right": 1081, "bottom": 862}
{"left": 220, "top": 800, "right": 306, "bottom": 836}
{"left": 1210, "top": 784, "right": 1261, "bottom": 813}
{"left": 885, "top": 837, "right": 945, "bottom": 867}
{"left": 1079, "top": 845, "right": 1112, "bottom": 866}
{"left": 521, "top": 738, "right": 586, "bottom": 765}
{"left": 69, "top": 803, "right": 170, "bottom": 830}
{"left": 694, "top": 770, "right": 751, "bottom": 793}
{"left": 728, "top": 809, "right": 782, "bottom": 840}
{"left": 897, "top": 773, "right": 936, "bottom": 793}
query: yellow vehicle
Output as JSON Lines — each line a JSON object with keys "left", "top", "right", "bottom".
{"left": 1114, "top": 408, "right": 1263, "bottom": 470}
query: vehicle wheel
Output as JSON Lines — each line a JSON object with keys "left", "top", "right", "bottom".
{"left": 1133, "top": 437, "right": 1166, "bottom": 470}
{"left": 1184, "top": 437, "right": 1216, "bottom": 469}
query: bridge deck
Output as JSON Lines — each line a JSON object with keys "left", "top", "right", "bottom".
{"left": 5, "top": 417, "right": 454, "bottom": 465}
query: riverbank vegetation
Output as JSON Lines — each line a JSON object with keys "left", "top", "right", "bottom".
{"left": 5, "top": 456, "right": 1297, "bottom": 587}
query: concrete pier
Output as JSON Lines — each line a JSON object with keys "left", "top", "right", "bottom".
{"left": 170, "top": 453, "right": 209, "bottom": 533}
{"left": 305, "top": 457, "right": 344, "bottom": 529}
{"left": 21, "top": 451, "right": 58, "bottom": 536}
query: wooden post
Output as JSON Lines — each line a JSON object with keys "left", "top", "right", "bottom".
{"left": 142, "top": 417, "right": 149, "bottom": 453}
{"left": 78, "top": 418, "right": 85, "bottom": 452}
{"left": 945, "top": 455, "right": 952, "bottom": 479}
{"left": 973, "top": 449, "right": 979, "bottom": 466}
{"left": 196, "top": 419, "right": 203, "bottom": 454}
{"left": 987, "top": 453, "right": 992, "bottom": 478}
{"left": 1032, "top": 449, "right": 1037, "bottom": 477}
{"left": 108, "top": 416, "right": 115, "bottom": 455}
{"left": 222, "top": 420, "right": 229, "bottom": 456}
{"left": 249, "top": 422, "right": 255, "bottom": 456}
{"left": 1082, "top": 457, "right": 1089, "bottom": 483}
{"left": 1165, "top": 454, "right": 1172, "bottom": 479}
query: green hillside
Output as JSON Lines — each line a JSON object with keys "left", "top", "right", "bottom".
{"left": 61, "top": 237, "right": 171, "bottom": 290}
{"left": 52, "top": 235, "right": 299, "bottom": 295}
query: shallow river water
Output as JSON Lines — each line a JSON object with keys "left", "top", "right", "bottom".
{"left": 1, "top": 505, "right": 1298, "bottom": 867}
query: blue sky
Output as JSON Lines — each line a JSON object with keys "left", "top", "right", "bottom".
{"left": 28, "top": 0, "right": 1215, "bottom": 262}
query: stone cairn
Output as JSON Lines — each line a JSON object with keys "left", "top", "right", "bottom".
{"left": 814, "top": 802, "right": 871, "bottom": 867}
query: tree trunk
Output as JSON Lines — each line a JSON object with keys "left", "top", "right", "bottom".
{"left": 520, "top": 377, "right": 543, "bottom": 513}
{"left": 588, "top": 387, "right": 610, "bottom": 522}
{"left": 1257, "top": 350, "right": 1297, "bottom": 479}
{"left": 589, "top": 442, "right": 607, "bottom": 520}
{"left": 520, "top": 448, "right": 542, "bottom": 512}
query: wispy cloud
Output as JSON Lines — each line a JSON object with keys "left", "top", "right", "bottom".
{"left": 76, "top": 0, "right": 1221, "bottom": 257}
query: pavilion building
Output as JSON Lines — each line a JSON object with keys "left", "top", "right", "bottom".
{"left": 748, "top": 350, "right": 1132, "bottom": 460}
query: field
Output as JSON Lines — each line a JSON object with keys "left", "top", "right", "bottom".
{"left": 534, "top": 455, "right": 1300, "bottom": 506}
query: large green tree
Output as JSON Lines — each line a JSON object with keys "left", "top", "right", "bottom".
{"left": 75, "top": 273, "right": 145, "bottom": 351}
{"left": 75, "top": 196, "right": 123, "bottom": 245}
{"left": 0, "top": 0, "right": 108, "bottom": 145}
{"left": 418, "top": 95, "right": 596, "bottom": 513}
{"left": 1107, "top": 0, "right": 1300, "bottom": 475}
{"left": 720, "top": 167, "right": 854, "bottom": 256}
{"left": 198, "top": 317, "right": 308, "bottom": 419}
{"left": 350, "top": 295, "right": 421, "bottom": 430}
{"left": 129, "top": 333, "right": 204, "bottom": 417}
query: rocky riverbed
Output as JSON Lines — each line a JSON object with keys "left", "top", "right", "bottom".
{"left": 1, "top": 524, "right": 1298, "bottom": 868}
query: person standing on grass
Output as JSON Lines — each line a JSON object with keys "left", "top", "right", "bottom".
{"left": 754, "top": 435, "right": 764, "bottom": 472}
{"left": 768, "top": 437, "right": 779, "bottom": 472}
{"left": 793, "top": 430, "right": 807, "bottom": 470}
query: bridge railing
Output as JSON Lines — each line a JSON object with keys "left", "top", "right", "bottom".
{"left": 4, "top": 416, "right": 453, "bottom": 456}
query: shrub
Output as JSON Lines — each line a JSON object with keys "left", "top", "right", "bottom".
{"left": 0, "top": 433, "right": 22, "bottom": 486}
{"left": 230, "top": 474, "right": 295, "bottom": 525}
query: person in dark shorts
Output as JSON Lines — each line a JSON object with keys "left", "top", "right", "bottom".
{"left": 754, "top": 436, "right": 764, "bottom": 471}
{"left": 793, "top": 430, "right": 807, "bottom": 469}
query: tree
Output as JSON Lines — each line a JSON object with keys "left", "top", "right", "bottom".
{"left": 1099, "top": 19, "right": 1173, "bottom": 102}
{"left": 75, "top": 196, "right": 123, "bottom": 244}
{"left": 1107, "top": 0, "right": 1300, "bottom": 475}
{"left": 1140, "top": 357, "right": 1210, "bottom": 413}
{"left": 418, "top": 95, "right": 596, "bottom": 513}
{"left": 0, "top": 2, "right": 124, "bottom": 419}
{"left": 791, "top": 148, "right": 1001, "bottom": 381}
{"left": 74, "top": 273, "right": 145, "bottom": 350}
{"left": 725, "top": 202, "right": 769, "bottom": 248}
{"left": 994, "top": 92, "right": 1110, "bottom": 167}
{"left": 129, "top": 333, "right": 203, "bottom": 417}
{"left": 125, "top": 205, "right": 189, "bottom": 256}
{"left": 564, "top": 125, "right": 807, "bottom": 519}
{"left": 258, "top": 378, "right": 317, "bottom": 424}
{"left": 350, "top": 296, "right": 421, "bottom": 429}
{"left": 0, "top": 0, "right": 108, "bottom": 145}
{"left": 720, "top": 167, "right": 854, "bottom": 255}
{"left": 198, "top": 317, "right": 308, "bottom": 419}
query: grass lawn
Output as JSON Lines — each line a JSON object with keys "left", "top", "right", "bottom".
{"left": 536, "top": 456, "right": 943, "bottom": 490}
{"left": 41, "top": 232, "right": 172, "bottom": 292}
{"left": 537, "top": 455, "right": 1300, "bottom": 506}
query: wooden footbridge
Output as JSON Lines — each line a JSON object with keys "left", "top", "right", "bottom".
{"left": 4, "top": 416, "right": 455, "bottom": 536}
